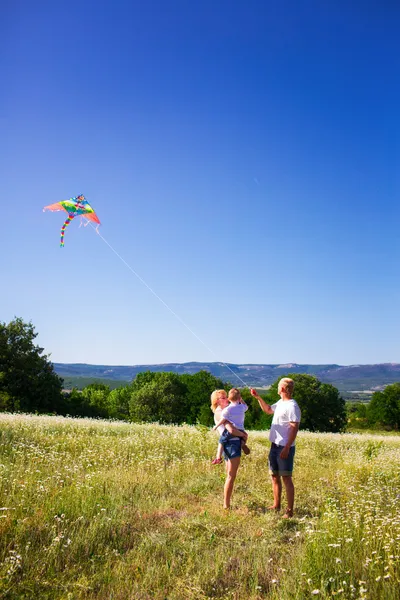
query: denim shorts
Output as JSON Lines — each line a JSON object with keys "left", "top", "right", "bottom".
{"left": 223, "top": 438, "right": 242, "bottom": 461}
{"left": 219, "top": 428, "right": 244, "bottom": 444}
{"left": 268, "top": 443, "right": 295, "bottom": 476}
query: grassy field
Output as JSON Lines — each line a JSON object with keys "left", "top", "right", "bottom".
{"left": 0, "top": 415, "right": 400, "bottom": 599}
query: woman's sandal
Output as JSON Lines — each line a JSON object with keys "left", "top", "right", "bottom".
{"left": 282, "top": 508, "right": 293, "bottom": 519}
{"left": 211, "top": 458, "right": 223, "bottom": 465}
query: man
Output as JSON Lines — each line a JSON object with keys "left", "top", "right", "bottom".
{"left": 251, "top": 378, "right": 301, "bottom": 518}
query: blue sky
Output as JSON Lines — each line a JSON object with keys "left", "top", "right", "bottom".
{"left": 1, "top": 1, "right": 399, "bottom": 365}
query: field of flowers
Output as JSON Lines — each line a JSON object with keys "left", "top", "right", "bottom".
{"left": 0, "top": 414, "right": 400, "bottom": 599}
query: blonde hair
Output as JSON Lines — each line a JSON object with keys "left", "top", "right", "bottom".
{"left": 278, "top": 378, "right": 294, "bottom": 397}
{"left": 228, "top": 388, "right": 241, "bottom": 402}
{"left": 210, "top": 389, "right": 227, "bottom": 413}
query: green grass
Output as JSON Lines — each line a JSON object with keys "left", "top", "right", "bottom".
{"left": 1, "top": 415, "right": 400, "bottom": 599}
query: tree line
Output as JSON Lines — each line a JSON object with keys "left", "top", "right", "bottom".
{"left": 347, "top": 385, "right": 400, "bottom": 430}
{"left": 2, "top": 318, "right": 400, "bottom": 432}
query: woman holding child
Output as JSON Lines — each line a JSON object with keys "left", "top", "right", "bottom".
{"left": 210, "top": 389, "right": 250, "bottom": 510}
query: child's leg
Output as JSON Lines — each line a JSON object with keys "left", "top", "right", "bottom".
{"left": 225, "top": 422, "right": 247, "bottom": 441}
{"left": 216, "top": 443, "right": 223, "bottom": 460}
{"left": 241, "top": 439, "right": 251, "bottom": 455}
{"left": 212, "top": 441, "right": 225, "bottom": 464}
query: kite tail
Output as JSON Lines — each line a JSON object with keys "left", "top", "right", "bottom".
{"left": 60, "top": 214, "right": 74, "bottom": 247}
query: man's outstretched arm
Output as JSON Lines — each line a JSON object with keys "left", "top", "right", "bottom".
{"left": 250, "top": 388, "right": 274, "bottom": 415}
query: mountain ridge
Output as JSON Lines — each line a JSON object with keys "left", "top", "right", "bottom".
{"left": 54, "top": 362, "right": 400, "bottom": 395}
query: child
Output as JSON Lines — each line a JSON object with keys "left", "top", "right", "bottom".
{"left": 212, "top": 388, "right": 250, "bottom": 464}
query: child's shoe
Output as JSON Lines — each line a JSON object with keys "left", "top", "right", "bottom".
{"left": 211, "top": 458, "right": 223, "bottom": 465}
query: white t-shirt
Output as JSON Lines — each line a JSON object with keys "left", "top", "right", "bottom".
{"left": 269, "top": 399, "right": 301, "bottom": 447}
{"left": 221, "top": 402, "right": 248, "bottom": 430}
{"left": 214, "top": 407, "right": 226, "bottom": 435}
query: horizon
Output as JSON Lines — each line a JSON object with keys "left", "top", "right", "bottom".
{"left": 2, "top": 2, "right": 399, "bottom": 365}
{"left": 53, "top": 359, "right": 400, "bottom": 368}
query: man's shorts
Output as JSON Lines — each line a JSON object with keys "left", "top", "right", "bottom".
{"left": 223, "top": 438, "right": 242, "bottom": 461}
{"left": 268, "top": 442, "right": 295, "bottom": 476}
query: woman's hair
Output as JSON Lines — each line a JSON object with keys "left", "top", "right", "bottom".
{"left": 278, "top": 378, "right": 295, "bottom": 396}
{"left": 228, "top": 388, "right": 241, "bottom": 402}
{"left": 210, "top": 389, "right": 226, "bottom": 413}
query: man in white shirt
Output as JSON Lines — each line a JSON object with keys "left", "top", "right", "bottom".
{"left": 251, "top": 378, "right": 301, "bottom": 518}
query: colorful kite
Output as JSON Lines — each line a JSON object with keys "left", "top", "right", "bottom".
{"left": 44, "top": 195, "right": 101, "bottom": 247}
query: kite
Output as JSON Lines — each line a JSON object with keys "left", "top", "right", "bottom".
{"left": 43, "top": 195, "right": 101, "bottom": 247}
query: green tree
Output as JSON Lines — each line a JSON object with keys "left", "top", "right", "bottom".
{"left": 346, "top": 402, "right": 367, "bottom": 417}
{"left": 131, "top": 371, "right": 158, "bottom": 390}
{"left": 180, "top": 370, "right": 226, "bottom": 425}
{"left": 107, "top": 385, "right": 132, "bottom": 420}
{"left": 0, "top": 318, "right": 63, "bottom": 413}
{"left": 129, "top": 372, "right": 187, "bottom": 424}
{"left": 346, "top": 402, "right": 368, "bottom": 430}
{"left": 268, "top": 373, "right": 346, "bottom": 432}
{"left": 367, "top": 383, "right": 400, "bottom": 429}
{"left": 63, "top": 388, "right": 94, "bottom": 417}
{"left": 81, "top": 383, "right": 111, "bottom": 418}
{"left": 239, "top": 387, "right": 272, "bottom": 430}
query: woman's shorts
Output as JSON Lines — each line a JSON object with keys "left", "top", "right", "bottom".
{"left": 219, "top": 428, "right": 244, "bottom": 444}
{"left": 268, "top": 443, "right": 295, "bottom": 476}
{"left": 223, "top": 438, "right": 242, "bottom": 460}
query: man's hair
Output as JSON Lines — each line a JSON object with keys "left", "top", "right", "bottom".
{"left": 210, "top": 389, "right": 226, "bottom": 413}
{"left": 278, "top": 378, "right": 295, "bottom": 396}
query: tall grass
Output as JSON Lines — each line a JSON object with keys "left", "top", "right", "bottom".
{"left": 0, "top": 414, "right": 399, "bottom": 599}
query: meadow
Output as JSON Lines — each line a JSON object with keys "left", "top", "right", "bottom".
{"left": 0, "top": 414, "right": 399, "bottom": 599}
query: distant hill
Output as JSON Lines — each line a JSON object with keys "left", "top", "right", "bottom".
{"left": 54, "top": 362, "right": 400, "bottom": 399}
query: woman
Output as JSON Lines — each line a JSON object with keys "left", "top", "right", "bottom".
{"left": 210, "top": 389, "right": 248, "bottom": 509}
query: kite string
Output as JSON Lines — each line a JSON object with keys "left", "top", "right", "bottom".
{"left": 91, "top": 225, "right": 249, "bottom": 388}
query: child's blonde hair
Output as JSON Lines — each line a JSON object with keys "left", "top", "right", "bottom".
{"left": 278, "top": 378, "right": 295, "bottom": 397}
{"left": 210, "top": 389, "right": 227, "bottom": 413}
{"left": 228, "top": 388, "right": 241, "bottom": 402}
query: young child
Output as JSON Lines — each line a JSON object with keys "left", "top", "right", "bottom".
{"left": 212, "top": 388, "right": 250, "bottom": 464}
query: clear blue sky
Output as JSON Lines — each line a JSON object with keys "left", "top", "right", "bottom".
{"left": 1, "top": 1, "right": 399, "bottom": 365}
